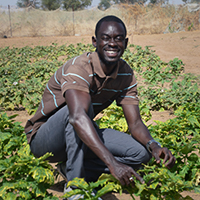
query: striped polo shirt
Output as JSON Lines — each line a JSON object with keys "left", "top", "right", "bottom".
{"left": 25, "top": 52, "right": 139, "bottom": 143}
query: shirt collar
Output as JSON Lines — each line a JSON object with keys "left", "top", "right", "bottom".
{"left": 90, "top": 52, "right": 120, "bottom": 79}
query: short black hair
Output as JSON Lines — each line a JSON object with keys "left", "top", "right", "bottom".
{"left": 95, "top": 15, "right": 127, "bottom": 37}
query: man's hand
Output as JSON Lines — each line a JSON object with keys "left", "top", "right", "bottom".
{"left": 151, "top": 144, "right": 176, "bottom": 169}
{"left": 109, "top": 160, "right": 144, "bottom": 186}
{"left": 122, "top": 104, "right": 176, "bottom": 169}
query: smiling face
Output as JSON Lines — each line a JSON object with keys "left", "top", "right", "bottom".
{"left": 92, "top": 21, "right": 128, "bottom": 68}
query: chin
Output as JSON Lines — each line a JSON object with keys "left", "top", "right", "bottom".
{"left": 104, "top": 55, "right": 121, "bottom": 63}
{"left": 104, "top": 59, "right": 118, "bottom": 65}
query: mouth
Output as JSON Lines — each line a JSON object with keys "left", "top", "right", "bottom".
{"left": 105, "top": 49, "right": 119, "bottom": 57}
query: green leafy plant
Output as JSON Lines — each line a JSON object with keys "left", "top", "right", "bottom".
{"left": 68, "top": 102, "right": 200, "bottom": 199}
{"left": 62, "top": 175, "right": 122, "bottom": 200}
{"left": 0, "top": 112, "right": 58, "bottom": 200}
{"left": 0, "top": 43, "right": 95, "bottom": 114}
{"left": 188, "top": 23, "right": 193, "bottom": 31}
{"left": 1, "top": 43, "right": 200, "bottom": 199}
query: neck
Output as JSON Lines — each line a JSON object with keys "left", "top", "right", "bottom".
{"left": 100, "top": 60, "right": 118, "bottom": 76}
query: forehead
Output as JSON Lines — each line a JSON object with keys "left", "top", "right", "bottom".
{"left": 97, "top": 21, "right": 126, "bottom": 37}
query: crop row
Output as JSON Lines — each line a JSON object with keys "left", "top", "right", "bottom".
{"left": 0, "top": 43, "right": 199, "bottom": 116}
{"left": 0, "top": 43, "right": 200, "bottom": 199}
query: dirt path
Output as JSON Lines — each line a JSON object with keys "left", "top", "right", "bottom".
{"left": 2, "top": 30, "right": 200, "bottom": 199}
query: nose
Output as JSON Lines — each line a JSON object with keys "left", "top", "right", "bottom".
{"left": 108, "top": 38, "right": 117, "bottom": 46}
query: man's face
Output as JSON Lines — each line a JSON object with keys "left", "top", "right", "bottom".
{"left": 92, "top": 21, "right": 128, "bottom": 65}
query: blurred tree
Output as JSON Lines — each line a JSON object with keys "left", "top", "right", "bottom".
{"left": 190, "top": 0, "right": 200, "bottom": 3}
{"left": 150, "top": 0, "right": 169, "bottom": 4}
{"left": 17, "top": 0, "right": 40, "bottom": 8}
{"left": 41, "top": 0, "right": 62, "bottom": 10}
{"left": 182, "top": 0, "right": 200, "bottom": 3}
{"left": 150, "top": 0, "right": 157, "bottom": 3}
{"left": 98, "top": 0, "right": 148, "bottom": 10}
{"left": 113, "top": 0, "right": 147, "bottom": 4}
{"left": 182, "top": 0, "right": 189, "bottom": 3}
{"left": 98, "top": 0, "right": 111, "bottom": 10}
{"left": 62, "top": 0, "right": 92, "bottom": 11}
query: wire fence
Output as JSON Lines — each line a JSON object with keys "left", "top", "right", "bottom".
{"left": 0, "top": 3, "right": 199, "bottom": 38}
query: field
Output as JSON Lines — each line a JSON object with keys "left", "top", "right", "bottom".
{"left": 0, "top": 30, "right": 200, "bottom": 199}
{"left": 1, "top": 30, "right": 200, "bottom": 124}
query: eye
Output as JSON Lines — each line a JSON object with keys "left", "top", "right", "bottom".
{"left": 115, "top": 36, "right": 124, "bottom": 42}
{"left": 101, "top": 35, "right": 110, "bottom": 41}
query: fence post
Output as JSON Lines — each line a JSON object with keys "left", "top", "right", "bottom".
{"left": 8, "top": 5, "right": 12, "bottom": 37}
{"left": 72, "top": 10, "right": 75, "bottom": 36}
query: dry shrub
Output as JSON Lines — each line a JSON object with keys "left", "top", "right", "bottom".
{"left": 120, "top": 3, "right": 200, "bottom": 35}
{"left": 0, "top": 4, "right": 199, "bottom": 37}
{"left": 169, "top": 5, "right": 200, "bottom": 32}
{"left": 120, "top": 3, "right": 146, "bottom": 32}
{"left": 120, "top": 3, "right": 176, "bottom": 35}
{"left": 0, "top": 9, "right": 23, "bottom": 37}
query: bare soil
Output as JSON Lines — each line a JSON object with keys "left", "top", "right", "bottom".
{"left": 1, "top": 30, "right": 200, "bottom": 200}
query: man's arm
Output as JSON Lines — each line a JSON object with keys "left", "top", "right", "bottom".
{"left": 65, "top": 89, "right": 144, "bottom": 185}
{"left": 122, "top": 104, "right": 176, "bottom": 169}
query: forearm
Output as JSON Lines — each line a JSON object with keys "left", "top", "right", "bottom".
{"left": 129, "top": 119, "right": 162, "bottom": 153}
{"left": 129, "top": 119, "right": 153, "bottom": 146}
{"left": 122, "top": 104, "right": 160, "bottom": 151}
{"left": 123, "top": 105, "right": 175, "bottom": 168}
{"left": 69, "top": 113, "right": 117, "bottom": 168}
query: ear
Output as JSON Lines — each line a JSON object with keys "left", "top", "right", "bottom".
{"left": 92, "top": 36, "right": 97, "bottom": 48}
{"left": 125, "top": 38, "right": 128, "bottom": 49}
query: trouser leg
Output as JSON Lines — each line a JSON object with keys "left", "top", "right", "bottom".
{"left": 84, "top": 128, "right": 152, "bottom": 182}
{"left": 30, "top": 104, "right": 94, "bottom": 181}
{"left": 30, "top": 105, "right": 151, "bottom": 182}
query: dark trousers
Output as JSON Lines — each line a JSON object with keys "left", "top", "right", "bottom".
{"left": 30, "top": 105, "right": 151, "bottom": 182}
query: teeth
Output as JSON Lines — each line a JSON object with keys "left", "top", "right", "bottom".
{"left": 106, "top": 50, "right": 116, "bottom": 54}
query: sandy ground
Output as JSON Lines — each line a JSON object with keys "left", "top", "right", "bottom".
{"left": 1, "top": 30, "right": 200, "bottom": 199}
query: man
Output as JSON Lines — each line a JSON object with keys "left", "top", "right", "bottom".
{"left": 25, "top": 15, "right": 175, "bottom": 197}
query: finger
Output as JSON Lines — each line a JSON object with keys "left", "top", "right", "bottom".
{"left": 162, "top": 150, "right": 170, "bottom": 164}
{"left": 129, "top": 176, "right": 134, "bottom": 182}
{"left": 119, "top": 177, "right": 126, "bottom": 186}
{"left": 165, "top": 156, "right": 176, "bottom": 169}
{"left": 132, "top": 170, "right": 145, "bottom": 184}
{"left": 153, "top": 152, "right": 161, "bottom": 164}
{"left": 113, "top": 173, "right": 126, "bottom": 186}
{"left": 129, "top": 176, "right": 136, "bottom": 187}
{"left": 123, "top": 174, "right": 131, "bottom": 186}
{"left": 162, "top": 149, "right": 173, "bottom": 164}
{"left": 124, "top": 171, "right": 136, "bottom": 185}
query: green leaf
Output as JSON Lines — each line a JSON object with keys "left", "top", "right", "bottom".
{"left": 62, "top": 189, "right": 85, "bottom": 199}
{"left": 30, "top": 166, "right": 54, "bottom": 184}
{"left": 4, "top": 192, "right": 17, "bottom": 200}
{"left": 150, "top": 193, "right": 157, "bottom": 200}
{"left": 181, "top": 143, "right": 193, "bottom": 154}
{"left": 188, "top": 153, "right": 199, "bottom": 162}
{"left": 188, "top": 115, "right": 200, "bottom": 127}
{"left": 149, "top": 182, "right": 159, "bottom": 189}
{"left": 96, "top": 183, "right": 119, "bottom": 198}
{"left": 67, "top": 178, "right": 89, "bottom": 190}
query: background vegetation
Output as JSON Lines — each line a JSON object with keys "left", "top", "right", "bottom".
{"left": 15, "top": 0, "right": 200, "bottom": 11}
{"left": 0, "top": 42, "right": 200, "bottom": 199}
{"left": 1, "top": 2, "right": 200, "bottom": 38}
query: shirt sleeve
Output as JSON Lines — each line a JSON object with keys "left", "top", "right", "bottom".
{"left": 60, "top": 64, "right": 92, "bottom": 96}
{"left": 116, "top": 71, "right": 139, "bottom": 106}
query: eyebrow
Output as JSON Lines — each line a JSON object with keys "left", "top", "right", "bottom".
{"left": 100, "top": 33, "right": 125, "bottom": 37}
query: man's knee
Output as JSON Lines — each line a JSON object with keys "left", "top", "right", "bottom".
{"left": 126, "top": 145, "right": 152, "bottom": 165}
{"left": 138, "top": 148, "right": 152, "bottom": 164}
